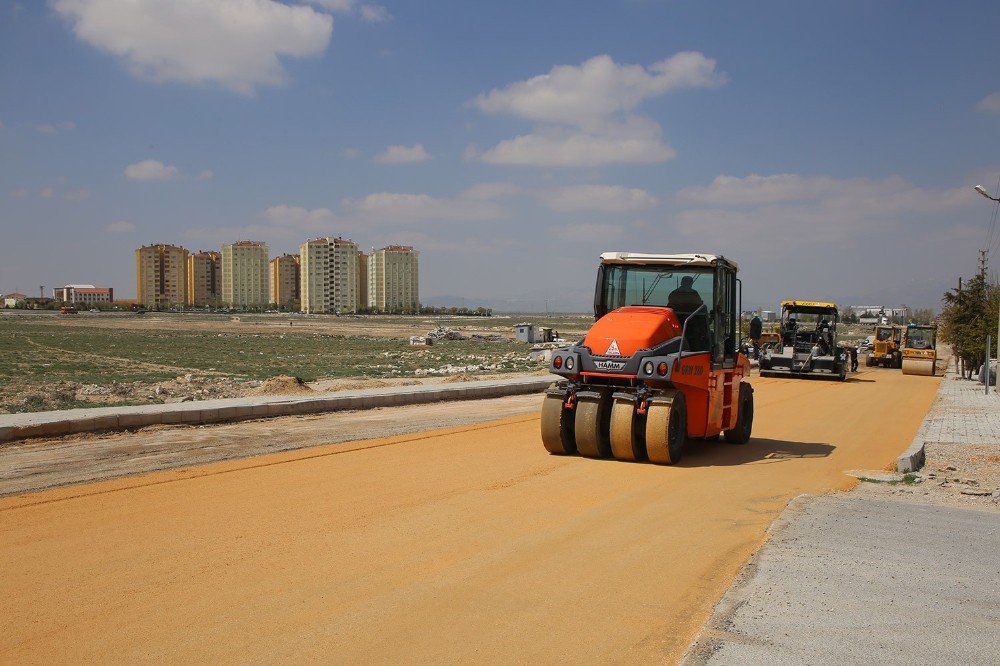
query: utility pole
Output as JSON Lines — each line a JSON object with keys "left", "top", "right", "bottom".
{"left": 958, "top": 276, "right": 963, "bottom": 378}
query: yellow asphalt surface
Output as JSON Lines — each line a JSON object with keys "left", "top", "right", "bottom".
{"left": 1, "top": 369, "right": 940, "bottom": 663}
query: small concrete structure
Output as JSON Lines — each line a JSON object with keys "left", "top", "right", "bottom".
{"left": 515, "top": 323, "right": 554, "bottom": 343}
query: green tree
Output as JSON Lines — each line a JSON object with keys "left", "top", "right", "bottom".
{"left": 940, "top": 273, "right": 1000, "bottom": 378}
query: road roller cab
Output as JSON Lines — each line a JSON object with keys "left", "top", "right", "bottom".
{"left": 901, "top": 324, "right": 937, "bottom": 376}
{"left": 541, "top": 253, "right": 753, "bottom": 465}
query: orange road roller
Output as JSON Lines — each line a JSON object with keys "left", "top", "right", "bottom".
{"left": 541, "top": 253, "right": 753, "bottom": 464}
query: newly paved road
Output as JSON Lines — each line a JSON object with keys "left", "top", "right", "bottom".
{"left": 0, "top": 369, "right": 940, "bottom": 662}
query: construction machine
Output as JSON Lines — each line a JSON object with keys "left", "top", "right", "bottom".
{"left": 759, "top": 301, "right": 849, "bottom": 380}
{"left": 541, "top": 253, "right": 753, "bottom": 465}
{"left": 866, "top": 325, "right": 904, "bottom": 368}
{"left": 901, "top": 324, "right": 937, "bottom": 376}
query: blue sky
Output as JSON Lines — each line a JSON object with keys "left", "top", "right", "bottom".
{"left": 1, "top": 0, "right": 998, "bottom": 310}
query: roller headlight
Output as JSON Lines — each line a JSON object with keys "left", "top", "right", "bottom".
{"left": 643, "top": 361, "right": 654, "bottom": 375}
{"left": 565, "top": 356, "right": 575, "bottom": 370}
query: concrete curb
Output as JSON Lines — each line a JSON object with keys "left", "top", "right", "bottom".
{"left": 0, "top": 376, "right": 555, "bottom": 444}
{"left": 895, "top": 440, "right": 926, "bottom": 473}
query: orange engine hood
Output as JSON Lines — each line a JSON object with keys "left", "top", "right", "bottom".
{"left": 583, "top": 306, "right": 682, "bottom": 357}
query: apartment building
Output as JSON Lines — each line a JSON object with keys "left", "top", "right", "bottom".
{"left": 299, "top": 237, "right": 359, "bottom": 314}
{"left": 187, "top": 251, "right": 222, "bottom": 307}
{"left": 136, "top": 244, "right": 188, "bottom": 309}
{"left": 53, "top": 285, "right": 114, "bottom": 304}
{"left": 357, "top": 251, "right": 368, "bottom": 311}
{"left": 222, "top": 241, "right": 269, "bottom": 308}
{"left": 368, "top": 245, "right": 419, "bottom": 313}
{"left": 269, "top": 253, "right": 300, "bottom": 308}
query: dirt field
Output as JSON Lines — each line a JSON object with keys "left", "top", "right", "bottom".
{"left": 0, "top": 367, "right": 939, "bottom": 662}
{"left": 0, "top": 311, "right": 587, "bottom": 413}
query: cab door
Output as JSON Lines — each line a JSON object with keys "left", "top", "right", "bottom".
{"left": 708, "top": 265, "right": 739, "bottom": 432}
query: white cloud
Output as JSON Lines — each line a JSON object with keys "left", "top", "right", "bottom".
{"left": 476, "top": 52, "right": 726, "bottom": 127}
{"left": 345, "top": 191, "right": 507, "bottom": 223}
{"left": 375, "top": 143, "right": 431, "bottom": 164}
{"left": 307, "top": 0, "right": 355, "bottom": 11}
{"left": 460, "top": 182, "right": 520, "bottom": 200}
{"left": 539, "top": 184, "right": 659, "bottom": 212}
{"left": 198, "top": 169, "right": 214, "bottom": 180}
{"left": 10, "top": 189, "right": 29, "bottom": 198}
{"left": 472, "top": 52, "right": 725, "bottom": 167}
{"left": 673, "top": 173, "right": 978, "bottom": 248}
{"left": 358, "top": 4, "right": 390, "bottom": 23}
{"left": 341, "top": 147, "right": 361, "bottom": 158}
{"left": 105, "top": 220, "right": 135, "bottom": 233}
{"left": 262, "top": 204, "right": 339, "bottom": 232}
{"left": 977, "top": 91, "right": 1000, "bottom": 115}
{"left": 35, "top": 121, "right": 76, "bottom": 134}
{"left": 39, "top": 187, "right": 54, "bottom": 198}
{"left": 481, "top": 118, "right": 675, "bottom": 167}
{"left": 677, "top": 173, "right": 971, "bottom": 212}
{"left": 306, "top": 0, "right": 390, "bottom": 22}
{"left": 52, "top": 0, "right": 333, "bottom": 94}
{"left": 124, "top": 159, "right": 179, "bottom": 181}
{"left": 551, "top": 223, "right": 625, "bottom": 242}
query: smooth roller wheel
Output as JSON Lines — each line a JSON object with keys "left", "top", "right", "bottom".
{"left": 609, "top": 396, "right": 645, "bottom": 461}
{"left": 723, "top": 382, "right": 753, "bottom": 444}
{"left": 645, "top": 391, "right": 687, "bottom": 465}
{"left": 541, "top": 390, "right": 575, "bottom": 455}
{"left": 901, "top": 358, "right": 935, "bottom": 376}
{"left": 574, "top": 389, "right": 613, "bottom": 458}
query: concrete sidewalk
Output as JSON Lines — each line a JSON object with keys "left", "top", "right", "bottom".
{"left": 897, "top": 363, "right": 1000, "bottom": 471}
{"left": 687, "top": 362, "right": 1000, "bottom": 665}
{"left": 0, "top": 375, "right": 555, "bottom": 443}
{"left": 685, "top": 494, "right": 1000, "bottom": 665}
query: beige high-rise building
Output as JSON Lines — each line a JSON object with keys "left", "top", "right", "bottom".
{"left": 299, "top": 237, "right": 359, "bottom": 314}
{"left": 222, "top": 241, "right": 269, "bottom": 308}
{"left": 187, "top": 251, "right": 222, "bottom": 307}
{"left": 368, "top": 245, "right": 419, "bottom": 313}
{"left": 136, "top": 244, "right": 188, "bottom": 309}
{"left": 270, "top": 254, "right": 300, "bottom": 308}
{"left": 357, "top": 251, "right": 368, "bottom": 311}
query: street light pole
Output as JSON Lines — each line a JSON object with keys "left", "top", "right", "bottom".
{"left": 974, "top": 185, "right": 1000, "bottom": 391}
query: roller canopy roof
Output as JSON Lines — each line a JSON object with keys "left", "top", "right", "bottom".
{"left": 781, "top": 300, "right": 839, "bottom": 314}
{"left": 599, "top": 252, "right": 737, "bottom": 270}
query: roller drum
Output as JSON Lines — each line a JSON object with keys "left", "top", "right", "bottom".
{"left": 645, "top": 390, "right": 687, "bottom": 465}
{"left": 574, "top": 389, "right": 614, "bottom": 458}
{"left": 541, "top": 390, "right": 576, "bottom": 454}
{"left": 901, "top": 358, "right": 935, "bottom": 376}
{"left": 609, "top": 396, "right": 645, "bottom": 461}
